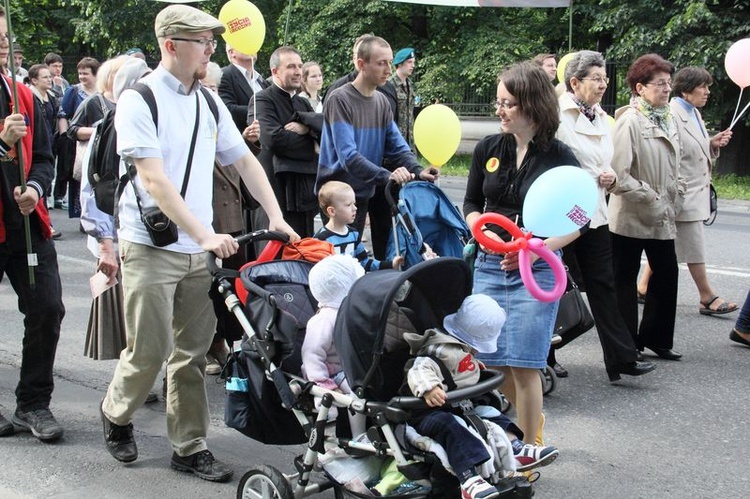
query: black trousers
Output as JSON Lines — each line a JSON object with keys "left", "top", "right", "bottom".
{"left": 0, "top": 232, "right": 65, "bottom": 411}
{"left": 564, "top": 225, "right": 638, "bottom": 367}
{"left": 53, "top": 134, "right": 75, "bottom": 201}
{"left": 367, "top": 185, "right": 392, "bottom": 260}
{"left": 611, "top": 233, "right": 678, "bottom": 350}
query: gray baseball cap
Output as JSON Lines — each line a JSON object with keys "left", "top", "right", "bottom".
{"left": 154, "top": 4, "right": 225, "bottom": 38}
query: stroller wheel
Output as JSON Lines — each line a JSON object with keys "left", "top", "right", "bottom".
{"left": 540, "top": 366, "right": 556, "bottom": 395}
{"left": 237, "top": 465, "right": 294, "bottom": 499}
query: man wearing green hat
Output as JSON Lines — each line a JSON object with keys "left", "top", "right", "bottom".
{"left": 389, "top": 47, "right": 416, "bottom": 151}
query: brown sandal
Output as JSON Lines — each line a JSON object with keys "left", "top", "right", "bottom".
{"left": 699, "top": 295, "right": 739, "bottom": 316}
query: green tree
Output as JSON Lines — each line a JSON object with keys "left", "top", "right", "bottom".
{"left": 4, "top": 0, "right": 79, "bottom": 73}
{"left": 282, "top": 0, "right": 580, "bottom": 107}
{"left": 583, "top": 0, "right": 750, "bottom": 173}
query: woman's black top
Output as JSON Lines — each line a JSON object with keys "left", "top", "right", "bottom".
{"left": 463, "top": 133, "right": 580, "bottom": 240}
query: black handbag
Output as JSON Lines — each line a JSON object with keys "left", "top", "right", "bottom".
{"left": 553, "top": 271, "right": 595, "bottom": 349}
{"left": 703, "top": 183, "right": 718, "bottom": 226}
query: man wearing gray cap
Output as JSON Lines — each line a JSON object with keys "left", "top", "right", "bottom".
{"left": 98, "top": 3, "right": 298, "bottom": 482}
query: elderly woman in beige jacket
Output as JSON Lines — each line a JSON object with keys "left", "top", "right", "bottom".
{"left": 555, "top": 51, "right": 656, "bottom": 382}
{"left": 637, "top": 67, "right": 736, "bottom": 317}
{"left": 609, "top": 54, "right": 683, "bottom": 361}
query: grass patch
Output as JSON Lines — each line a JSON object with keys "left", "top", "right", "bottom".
{"left": 713, "top": 174, "right": 750, "bottom": 201}
{"left": 421, "top": 157, "right": 750, "bottom": 201}
{"left": 420, "top": 154, "right": 472, "bottom": 176}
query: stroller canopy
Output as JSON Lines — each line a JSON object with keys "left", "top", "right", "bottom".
{"left": 334, "top": 258, "right": 472, "bottom": 400}
{"left": 386, "top": 181, "right": 471, "bottom": 268}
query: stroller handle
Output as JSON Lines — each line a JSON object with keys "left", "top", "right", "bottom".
{"left": 386, "top": 369, "right": 505, "bottom": 410}
{"left": 384, "top": 179, "right": 410, "bottom": 213}
{"left": 206, "top": 229, "right": 290, "bottom": 276}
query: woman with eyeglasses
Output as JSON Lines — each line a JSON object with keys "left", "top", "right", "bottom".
{"left": 554, "top": 51, "right": 656, "bottom": 382}
{"left": 637, "top": 67, "right": 736, "bottom": 318}
{"left": 463, "top": 62, "right": 582, "bottom": 446}
{"left": 609, "top": 53, "right": 682, "bottom": 361}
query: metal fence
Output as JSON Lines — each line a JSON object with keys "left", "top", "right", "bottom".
{"left": 445, "top": 62, "right": 625, "bottom": 118}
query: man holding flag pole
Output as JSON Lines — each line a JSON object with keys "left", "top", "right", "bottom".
{"left": 0, "top": 4, "right": 65, "bottom": 441}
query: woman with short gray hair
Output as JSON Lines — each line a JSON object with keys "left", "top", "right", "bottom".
{"left": 555, "top": 50, "right": 656, "bottom": 382}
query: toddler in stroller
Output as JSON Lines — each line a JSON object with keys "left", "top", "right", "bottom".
{"left": 302, "top": 254, "right": 364, "bottom": 427}
{"left": 403, "top": 293, "right": 558, "bottom": 499}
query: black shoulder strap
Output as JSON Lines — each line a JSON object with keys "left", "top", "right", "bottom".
{"left": 427, "top": 354, "right": 457, "bottom": 392}
{"left": 114, "top": 83, "right": 159, "bottom": 222}
{"left": 131, "top": 82, "right": 158, "bottom": 128}
{"left": 198, "top": 86, "right": 219, "bottom": 124}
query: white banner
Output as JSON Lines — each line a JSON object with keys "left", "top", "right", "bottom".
{"left": 383, "top": 0, "right": 571, "bottom": 7}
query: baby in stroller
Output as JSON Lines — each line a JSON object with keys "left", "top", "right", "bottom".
{"left": 404, "top": 294, "right": 559, "bottom": 499}
{"left": 302, "top": 254, "right": 363, "bottom": 425}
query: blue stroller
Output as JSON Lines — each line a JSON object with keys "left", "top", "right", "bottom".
{"left": 385, "top": 181, "right": 471, "bottom": 269}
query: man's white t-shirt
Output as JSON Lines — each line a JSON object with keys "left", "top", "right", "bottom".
{"left": 116, "top": 64, "right": 247, "bottom": 253}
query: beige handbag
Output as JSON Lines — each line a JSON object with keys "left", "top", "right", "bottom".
{"left": 72, "top": 139, "right": 88, "bottom": 181}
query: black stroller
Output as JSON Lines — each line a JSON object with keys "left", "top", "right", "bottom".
{"left": 209, "top": 231, "right": 531, "bottom": 498}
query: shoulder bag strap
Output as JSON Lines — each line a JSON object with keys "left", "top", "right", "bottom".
{"left": 179, "top": 91, "right": 201, "bottom": 198}
{"left": 120, "top": 89, "right": 200, "bottom": 222}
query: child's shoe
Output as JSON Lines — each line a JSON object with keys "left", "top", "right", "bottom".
{"left": 460, "top": 475, "right": 499, "bottom": 499}
{"left": 514, "top": 443, "right": 559, "bottom": 471}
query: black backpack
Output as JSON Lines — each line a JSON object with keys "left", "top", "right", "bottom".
{"left": 87, "top": 83, "right": 219, "bottom": 215}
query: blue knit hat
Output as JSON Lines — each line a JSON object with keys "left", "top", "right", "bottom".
{"left": 393, "top": 48, "right": 415, "bottom": 66}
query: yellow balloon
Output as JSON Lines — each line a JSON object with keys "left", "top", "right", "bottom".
{"left": 556, "top": 52, "right": 577, "bottom": 84}
{"left": 219, "top": 0, "right": 266, "bottom": 56}
{"left": 413, "top": 104, "right": 461, "bottom": 167}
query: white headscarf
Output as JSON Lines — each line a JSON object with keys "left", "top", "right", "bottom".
{"left": 113, "top": 57, "right": 152, "bottom": 101}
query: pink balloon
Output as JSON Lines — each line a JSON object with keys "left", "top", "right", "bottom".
{"left": 517, "top": 238, "right": 567, "bottom": 303}
{"left": 725, "top": 39, "right": 750, "bottom": 88}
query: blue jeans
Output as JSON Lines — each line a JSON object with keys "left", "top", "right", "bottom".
{"left": 415, "top": 410, "right": 491, "bottom": 477}
{"left": 473, "top": 251, "right": 560, "bottom": 369}
{"left": 734, "top": 289, "right": 750, "bottom": 334}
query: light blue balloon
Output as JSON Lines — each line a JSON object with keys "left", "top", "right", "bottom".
{"left": 522, "top": 166, "right": 599, "bottom": 237}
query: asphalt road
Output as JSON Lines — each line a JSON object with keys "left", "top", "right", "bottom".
{"left": 2, "top": 180, "right": 750, "bottom": 499}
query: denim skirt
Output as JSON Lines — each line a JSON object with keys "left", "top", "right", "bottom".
{"left": 473, "top": 251, "right": 560, "bottom": 369}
